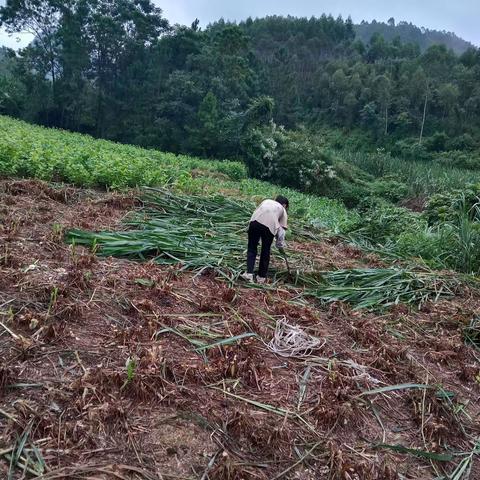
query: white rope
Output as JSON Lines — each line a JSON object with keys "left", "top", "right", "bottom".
{"left": 267, "top": 318, "right": 325, "bottom": 358}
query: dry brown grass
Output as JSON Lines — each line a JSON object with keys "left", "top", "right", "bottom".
{"left": 1, "top": 180, "right": 479, "bottom": 479}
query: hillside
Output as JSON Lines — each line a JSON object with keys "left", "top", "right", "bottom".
{"left": 1, "top": 118, "right": 480, "bottom": 479}
{"left": 354, "top": 19, "right": 474, "bottom": 54}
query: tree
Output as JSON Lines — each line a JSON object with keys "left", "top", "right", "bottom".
{"left": 374, "top": 74, "right": 391, "bottom": 135}
{"left": 0, "top": 49, "right": 26, "bottom": 115}
{"left": 189, "top": 92, "right": 221, "bottom": 157}
{"left": 81, "top": 0, "right": 169, "bottom": 136}
{"left": 437, "top": 83, "right": 459, "bottom": 120}
{"left": 409, "top": 67, "right": 430, "bottom": 143}
{"left": 0, "top": 0, "right": 67, "bottom": 120}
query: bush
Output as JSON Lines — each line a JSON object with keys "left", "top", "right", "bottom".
{"left": 394, "top": 226, "right": 455, "bottom": 269}
{"left": 436, "top": 150, "right": 480, "bottom": 170}
{"left": 334, "top": 180, "right": 372, "bottom": 208}
{"left": 346, "top": 197, "right": 423, "bottom": 243}
{"left": 392, "top": 138, "right": 431, "bottom": 161}
{"left": 446, "top": 133, "right": 477, "bottom": 151}
{"left": 330, "top": 175, "right": 408, "bottom": 208}
{"left": 424, "top": 184, "right": 480, "bottom": 225}
{"left": 242, "top": 123, "right": 338, "bottom": 193}
{"left": 369, "top": 178, "right": 408, "bottom": 203}
{"left": 212, "top": 161, "right": 247, "bottom": 181}
{"left": 424, "top": 132, "right": 449, "bottom": 152}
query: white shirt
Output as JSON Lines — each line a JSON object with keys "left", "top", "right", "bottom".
{"left": 250, "top": 199, "right": 288, "bottom": 236}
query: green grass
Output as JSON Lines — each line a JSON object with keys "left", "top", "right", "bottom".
{"left": 340, "top": 150, "right": 480, "bottom": 197}
{"left": 0, "top": 115, "right": 247, "bottom": 189}
{"left": 195, "top": 176, "right": 358, "bottom": 232}
{"left": 305, "top": 267, "right": 458, "bottom": 310}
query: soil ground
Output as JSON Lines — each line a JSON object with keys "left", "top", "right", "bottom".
{"left": 1, "top": 179, "right": 479, "bottom": 479}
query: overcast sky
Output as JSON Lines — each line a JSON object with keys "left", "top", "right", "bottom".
{"left": 1, "top": 0, "right": 479, "bottom": 49}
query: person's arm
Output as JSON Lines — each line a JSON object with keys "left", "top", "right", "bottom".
{"left": 276, "top": 227, "right": 287, "bottom": 252}
{"left": 279, "top": 209, "right": 288, "bottom": 230}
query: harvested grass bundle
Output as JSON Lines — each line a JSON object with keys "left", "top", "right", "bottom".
{"left": 306, "top": 268, "right": 459, "bottom": 310}
{"left": 66, "top": 189, "right": 250, "bottom": 279}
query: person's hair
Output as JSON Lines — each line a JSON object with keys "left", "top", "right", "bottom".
{"left": 275, "top": 195, "right": 289, "bottom": 210}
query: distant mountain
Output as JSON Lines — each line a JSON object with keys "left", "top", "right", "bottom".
{"left": 354, "top": 19, "right": 474, "bottom": 55}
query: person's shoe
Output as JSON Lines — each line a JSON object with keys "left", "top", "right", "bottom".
{"left": 256, "top": 276, "right": 267, "bottom": 284}
{"left": 241, "top": 273, "right": 254, "bottom": 282}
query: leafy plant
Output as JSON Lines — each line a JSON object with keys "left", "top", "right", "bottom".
{"left": 121, "top": 357, "right": 137, "bottom": 390}
{"left": 0, "top": 115, "right": 247, "bottom": 189}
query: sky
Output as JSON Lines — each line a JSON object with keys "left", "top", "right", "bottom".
{"left": 1, "top": 0, "right": 479, "bottom": 49}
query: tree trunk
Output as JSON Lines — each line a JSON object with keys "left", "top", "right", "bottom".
{"left": 419, "top": 90, "right": 428, "bottom": 144}
{"left": 384, "top": 105, "right": 388, "bottom": 135}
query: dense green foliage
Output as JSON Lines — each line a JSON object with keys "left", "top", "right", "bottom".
{"left": 354, "top": 19, "right": 473, "bottom": 55}
{"left": 0, "top": 114, "right": 353, "bottom": 231}
{"left": 0, "top": 115, "right": 247, "bottom": 188}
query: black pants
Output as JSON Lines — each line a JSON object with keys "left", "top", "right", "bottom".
{"left": 247, "top": 221, "right": 274, "bottom": 278}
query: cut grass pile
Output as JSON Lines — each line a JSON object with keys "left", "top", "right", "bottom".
{"left": 67, "top": 188, "right": 322, "bottom": 280}
{"left": 67, "top": 207, "right": 246, "bottom": 280}
{"left": 305, "top": 267, "right": 460, "bottom": 310}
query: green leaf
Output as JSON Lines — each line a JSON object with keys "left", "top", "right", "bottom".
{"left": 359, "top": 383, "right": 430, "bottom": 396}
{"left": 134, "top": 278, "right": 155, "bottom": 287}
{"left": 374, "top": 443, "right": 454, "bottom": 462}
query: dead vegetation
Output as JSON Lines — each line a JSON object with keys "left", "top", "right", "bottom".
{"left": 1, "top": 179, "right": 479, "bottom": 479}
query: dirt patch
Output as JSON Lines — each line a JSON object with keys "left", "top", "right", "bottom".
{"left": 1, "top": 179, "right": 479, "bottom": 479}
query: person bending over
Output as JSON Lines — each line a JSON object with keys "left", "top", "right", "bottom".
{"left": 242, "top": 195, "right": 289, "bottom": 284}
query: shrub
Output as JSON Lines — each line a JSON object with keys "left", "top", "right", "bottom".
{"left": 436, "top": 151, "right": 480, "bottom": 170}
{"left": 391, "top": 138, "right": 431, "bottom": 162}
{"left": 241, "top": 123, "right": 338, "bottom": 193}
{"left": 334, "top": 180, "right": 372, "bottom": 208}
{"left": 369, "top": 178, "right": 408, "bottom": 203}
{"left": 346, "top": 197, "right": 423, "bottom": 244}
{"left": 394, "top": 226, "right": 456, "bottom": 269}
{"left": 446, "top": 133, "right": 477, "bottom": 152}
{"left": 424, "top": 132, "right": 449, "bottom": 152}
{"left": 424, "top": 184, "right": 480, "bottom": 225}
